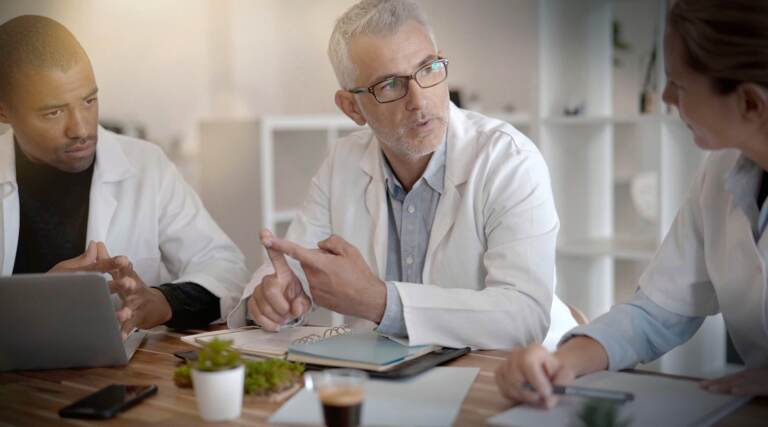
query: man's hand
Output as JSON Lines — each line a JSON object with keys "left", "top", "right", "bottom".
{"left": 49, "top": 242, "right": 171, "bottom": 339}
{"left": 105, "top": 254, "right": 172, "bottom": 339}
{"left": 48, "top": 241, "right": 114, "bottom": 273}
{"left": 247, "top": 229, "right": 311, "bottom": 331}
{"left": 264, "top": 232, "right": 386, "bottom": 323}
{"left": 701, "top": 369, "right": 768, "bottom": 396}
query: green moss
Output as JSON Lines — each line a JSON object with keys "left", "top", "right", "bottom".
{"left": 244, "top": 359, "right": 305, "bottom": 395}
{"left": 173, "top": 364, "right": 193, "bottom": 388}
{"left": 575, "top": 399, "right": 631, "bottom": 427}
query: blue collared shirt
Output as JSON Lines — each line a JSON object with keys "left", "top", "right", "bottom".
{"left": 375, "top": 142, "right": 446, "bottom": 337}
{"left": 563, "top": 154, "right": 768, "bottom": 370}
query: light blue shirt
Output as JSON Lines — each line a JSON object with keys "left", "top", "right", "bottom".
{"left": 564, "top": 155, "right": 768, "bottom": 370}
{"left": 375, "top": 142, "right": 446, "bottom": 337}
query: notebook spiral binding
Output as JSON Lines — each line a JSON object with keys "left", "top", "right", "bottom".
{"left": 291, "top": 325, "right": 351, "bottom": 345}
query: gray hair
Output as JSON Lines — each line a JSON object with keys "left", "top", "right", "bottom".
{"left": 328, "top": 0, "right": 437, "bottom": 89}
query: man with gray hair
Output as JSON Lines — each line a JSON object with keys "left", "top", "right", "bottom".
{"left": 231, "top": 0, "right": 577, "bottom": 350}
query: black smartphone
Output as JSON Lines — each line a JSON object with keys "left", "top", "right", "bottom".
{"left": 59, "top": 384, "right": 158, "bottom": 419}
{"left": 173, "top": 350, "right": 199, "bottom": 362}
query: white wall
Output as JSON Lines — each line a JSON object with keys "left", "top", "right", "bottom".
{"left": 1, "top": 0, "right": 538, "bottom": 148}
{"left": 0, "top": 0, "right": 212, "bottom": 151}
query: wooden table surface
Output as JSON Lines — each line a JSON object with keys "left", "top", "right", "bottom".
{"left": 1, "top": 328, "right": 766, "bottom": 426}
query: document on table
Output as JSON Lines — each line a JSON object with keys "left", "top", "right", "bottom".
{"left": 180, "top": 326, "right": 339, "bottom": 358}
{"left": 487, "top": 371, "right": 751, "bottom": 427}
{"left": 269, "top": 367, "right": 479, "bottom": 426}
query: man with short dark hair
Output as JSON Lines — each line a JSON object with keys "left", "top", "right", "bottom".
{"left": 0, "top": 15, "right": 249, "bottom": 336}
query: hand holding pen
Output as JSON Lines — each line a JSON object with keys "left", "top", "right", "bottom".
{"left": 495, "top": 344, "right": 578, "bottom": 408}
{"left": 495, "top": 339, "right": 627, "bottom": 408}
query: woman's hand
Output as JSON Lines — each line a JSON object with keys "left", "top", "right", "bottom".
{"left": 495, "top": 337, "right": 610, "bottom": 408}
{"left": 494, "top": 344, "right": 576, "bottom": 408}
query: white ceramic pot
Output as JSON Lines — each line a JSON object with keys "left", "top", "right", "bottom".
{"left": 192, "top": 364, "right": 245, "bottom": 422}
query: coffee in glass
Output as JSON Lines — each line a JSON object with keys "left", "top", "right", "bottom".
{"left": 304, "top": 369, "right": 367, "bottom": 427}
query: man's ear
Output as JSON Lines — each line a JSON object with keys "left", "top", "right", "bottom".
{"left": 335, "top": 90, "right": 367, "bottom": 126}
{"left": 737, "top": 83, "right": 768, "bottom": 125}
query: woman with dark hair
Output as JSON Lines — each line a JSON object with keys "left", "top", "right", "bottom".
{"left": 496, "top": 0, "right": 768, "bottom": 406}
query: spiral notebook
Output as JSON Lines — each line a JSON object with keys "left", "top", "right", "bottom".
{"left": 181, "top": 326, "right": 436, "bottom": 371}
{"left": 286, "top": 331, "right": 436, "bottom": 372}
{"left": 180, "top": 325, "right": 353, "bottom": 358}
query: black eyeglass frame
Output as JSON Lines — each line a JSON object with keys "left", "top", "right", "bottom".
{"left": 347, "top": 57, "right": 449, "bottom": 104}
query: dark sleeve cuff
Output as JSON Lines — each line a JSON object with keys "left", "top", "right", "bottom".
{"left": 155, "top": 282, "right": 221, "bottom": 330}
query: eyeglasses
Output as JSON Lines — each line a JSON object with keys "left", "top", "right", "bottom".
{"left": 348, "top": 58, "right": 449, "bottom": 104}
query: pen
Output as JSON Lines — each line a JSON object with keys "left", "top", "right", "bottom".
{"left": 524, "top": 383, "right": 634, "bottom": 403}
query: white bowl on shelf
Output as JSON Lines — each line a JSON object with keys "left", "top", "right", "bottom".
{"left": 630, "top": 171, "right": 659, "bottom": 223}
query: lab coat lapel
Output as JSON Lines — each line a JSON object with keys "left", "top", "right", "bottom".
{"left": 359, "top": 136, "right": 388, "bottom": 277}
{"left": 0, "top": 131, "right": 18, "bottom": 274}
{"left": 424, "top": 104, "right": 473, "bottom": 280}
{"left": 86, "top": 127, "right": 134, "bottom": 245}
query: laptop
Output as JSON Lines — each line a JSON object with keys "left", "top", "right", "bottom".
{"left": 0, "top": 273, "right": 147, "bottom": 372}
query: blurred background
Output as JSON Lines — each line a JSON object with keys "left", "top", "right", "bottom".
{"left": 0, "top": 0, "right": 537, "bottom": 172}
{"left": 0, "top": 0, "right": 734, "bottom": 378}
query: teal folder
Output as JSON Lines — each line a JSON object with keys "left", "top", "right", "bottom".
{"left": 286, "top": 331, "right": 434, "bottom": 369}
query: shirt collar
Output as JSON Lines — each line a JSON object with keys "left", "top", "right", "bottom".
{"left": 381, "top": 139, "right": 447, "bottom": 198}
{"left": 725, "top": 153, "right": 763, "bottom": 211}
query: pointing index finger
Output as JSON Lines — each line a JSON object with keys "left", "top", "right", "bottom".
{"left": 261, "top": 230, "right": 318, "bottom": 268}
{"left": 261, "top": 229, "right": 294, "bottom": 279}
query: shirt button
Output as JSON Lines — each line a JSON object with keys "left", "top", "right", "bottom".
{"left": 407, "top": 205, "right": 415, "bottom": 214}
{"left": 406, "top": 256, "right": 414, "bottom": 265}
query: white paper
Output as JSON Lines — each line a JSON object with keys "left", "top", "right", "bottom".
{"left": 269, "top": 367, "right": 479, "bottom": 426}
{"left": 487, "top": 371, "right": 751, "bottom": 427}
{"left": 181, "top": 326, "right": 334, "bottom": 357}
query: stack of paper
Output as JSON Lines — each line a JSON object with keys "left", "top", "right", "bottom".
{"left": 269, "top": 367, "right": 479, "bottom": 426}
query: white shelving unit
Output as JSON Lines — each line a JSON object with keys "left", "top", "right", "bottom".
{"left": 539, "top": 0, "right": 724, "bottom": 377}
{"left": 258, "top": 114, "right": 361, "bottom": 240}
{"left": 198, "top": 115, "right": 359, "bottom": 270}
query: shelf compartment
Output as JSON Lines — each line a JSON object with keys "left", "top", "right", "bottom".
{"left": 558, "top": 238, "right": 657, "bottom": 260}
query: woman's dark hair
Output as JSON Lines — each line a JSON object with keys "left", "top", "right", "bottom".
{"left": 669, "top": 0, "right": 768, "bottom": 94}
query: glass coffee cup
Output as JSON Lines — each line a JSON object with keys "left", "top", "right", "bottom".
{"left": 304, "top": 369, "right": 367, "bottom": 427}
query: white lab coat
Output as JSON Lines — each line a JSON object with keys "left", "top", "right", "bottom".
{"left": 640, "top": 150, "right": 768, "bottom": 368}
{"left": 0, "top": 126, "right": 249, "bottom": 321}
{"left": 229, "top": 104, "right": 576, "bottom": 349}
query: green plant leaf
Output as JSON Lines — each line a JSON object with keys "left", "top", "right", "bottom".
{"left": 574, "top": 399, "right": 632, "bottom": 427}
{"left": 193, "top": 338, "right": 242, "bottom": 372}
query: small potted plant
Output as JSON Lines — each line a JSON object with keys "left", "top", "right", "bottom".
{"left": 175, "top": 353, "right": 305, "bottom": 403}
{"left": 190, "top": 338, "right": 244, "bottom": 422}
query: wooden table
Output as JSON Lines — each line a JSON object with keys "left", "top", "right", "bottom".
{"left": 1, "top": 328, "right": 766, "bottom": 426}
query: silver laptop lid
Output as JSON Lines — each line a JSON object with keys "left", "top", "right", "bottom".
{"left": 0, "top": 273, "right": 132, "bottom": 371}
